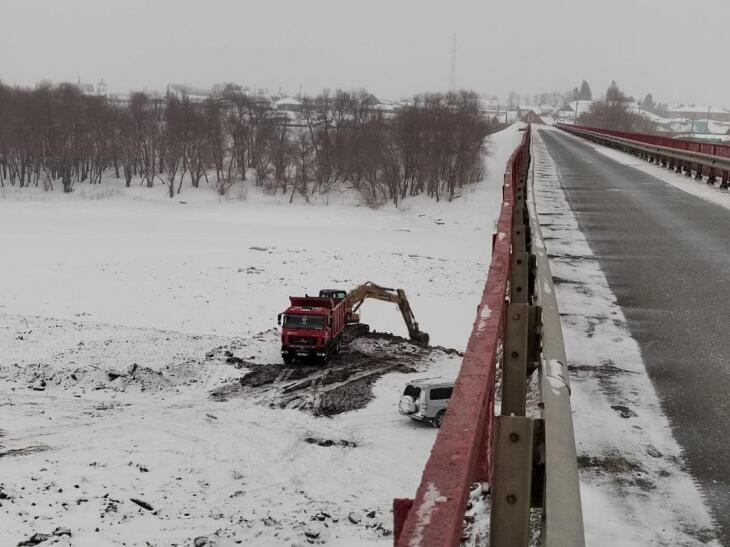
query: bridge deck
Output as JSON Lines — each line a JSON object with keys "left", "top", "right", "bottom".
{"left": 539, "top": 127, "right": 729, "bottom": 544}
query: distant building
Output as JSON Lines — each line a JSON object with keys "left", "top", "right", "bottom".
{"left": 68, "top": 77, "right": 110, "bottom": 97}
{"left": 520, "top": 110, "right": 545, "bottom": 124}
{"left": 275, "top": 97, "right": 302, "bottom": 113}
{"left": 95, "top": 78, "right": 108, "bottom": 97}
{"left": 75, "top": 77, "right": 95, "bottom": 95}
{"left": 667, "top": 105, "right": 730, "bottom": 123}
{"left": 253, "top": 91, "right": 275, "bottom": 110}
{"left": 480, "top": 96, "right": 507, "bottom": 121}
{"left": 362, "top": 93, "right": 383, "bottom": 109}
{"left": 167, "top": 83, "right": 211, "bottom": 102}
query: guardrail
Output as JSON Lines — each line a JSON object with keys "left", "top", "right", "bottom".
{"left": 558, "top": 124, "right": 730, "bottom": 188}
{"left": 393, "top": 126, "right": 584, "bottom": 547}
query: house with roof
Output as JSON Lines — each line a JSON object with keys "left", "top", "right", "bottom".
{"left": 275, "top": 96, "right": 302, "bottom": 113}
{"left": 74, "top": 77, "right": 94, "bottom": 95}
{"left": 167, "top": 83, "right": 211, "bottom": 102}
{"left": 668, "top": 105, "right": 730, "bottom": 123}
{"left": 520, "top": 110, "right": 545, "bottom": 124}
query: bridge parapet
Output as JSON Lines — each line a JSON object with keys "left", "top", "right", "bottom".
{"left": 394, "top": 126, "right": 585, "bottom": 547}
{"left": 558, "top": 123, "right": 730, "bottom": 188}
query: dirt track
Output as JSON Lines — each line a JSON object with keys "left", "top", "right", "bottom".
{"left": 209, "top": 329, "right": 459, "bottom": 416}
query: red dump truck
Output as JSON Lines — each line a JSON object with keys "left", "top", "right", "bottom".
{"left": 277, "top": 294, "right": 346, "bottom": 364}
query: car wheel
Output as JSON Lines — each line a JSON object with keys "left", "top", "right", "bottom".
{"left": 433, "top": 410, "right": 445, "bottom": 428}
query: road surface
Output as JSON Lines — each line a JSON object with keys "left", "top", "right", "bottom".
{"left": 539, "top": 127, "right": 729, "bottom": 544}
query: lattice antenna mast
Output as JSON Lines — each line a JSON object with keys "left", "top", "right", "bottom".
{"left": 449, "top": 33, "right": 457, "bottom": 92}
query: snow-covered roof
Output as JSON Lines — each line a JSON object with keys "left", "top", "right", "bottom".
{"left": 674, "top": 133, "right": 730, "bottom": 143}
{"left": 623, "top": 103, "right": 669, "bottom": 123}
{"left": 669, "top": 105, "right": 729, "bottom": 114}
{"left": 567, "top": 99, "right": 594, "bottom": 112}
{"left": 371, "top": 103, "right": 395, "bottom": 111}
{"left": 275, "top": 96, "right": 301, "bottom": 107}
{"left": 168, "top": 83, "right": 211, "bottom": 98}
{"left": 518, "top": 105, "right": 541, "bottom": 113}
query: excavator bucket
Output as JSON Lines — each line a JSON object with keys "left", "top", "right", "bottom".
{"left": 411, "top": 331, "right": 430, "bottom": 346}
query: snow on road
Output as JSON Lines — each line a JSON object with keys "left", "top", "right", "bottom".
{"left": 533, "top": 127, "right": 719, "bottom": 546}
{"left": 577, "top": 135, "right": 730, "bottom": 213}
{"left": 0, "top": 125, "right": 526, "bottom": 546}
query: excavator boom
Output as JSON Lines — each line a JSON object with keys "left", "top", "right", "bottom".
{"left": 343, "top": 282, "right": 430, "bottom": 345}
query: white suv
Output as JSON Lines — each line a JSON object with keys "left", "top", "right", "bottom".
{"left": 398, "top": 379, "right": 454, "bottom": 428}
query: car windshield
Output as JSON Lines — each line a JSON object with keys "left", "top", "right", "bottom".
{"left": 283, "top": 314, "right": 325, "bottom": 329}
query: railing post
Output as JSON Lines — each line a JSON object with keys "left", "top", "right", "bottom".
{"left": 490, "top": 416, "right": 535, "bottom": 547}
{"left": 393, "top": 498, "right": 413, "bottom": 544}
{"left": 695, "top": 162, "right": 704, "bottom": 181}
{"left": 502, "top": 302, "right": 529, "bottom": 416}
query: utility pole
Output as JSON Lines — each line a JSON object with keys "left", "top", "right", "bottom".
{"left": 449, "top": 33, "right": 456, "bottom": 92}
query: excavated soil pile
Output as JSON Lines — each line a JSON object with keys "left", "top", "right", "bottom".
{"left": 210, "top": 330, "right": 456, "bottom": 416}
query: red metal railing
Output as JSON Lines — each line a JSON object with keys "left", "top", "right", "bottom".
{"left": 564, "top": 124, "right": 730, "bottom": 160}
{"left": 393, "top": 127, "right": 531, "bottom": 546}
{"left": 559, "top": 123, "right": 730, "bottom": 185}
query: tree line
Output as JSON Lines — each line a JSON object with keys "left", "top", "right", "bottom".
{"left": 0, "top": 82, "right": 502, "bottom": 205}
{"left": 507, "top": 80, "right": 592, "bottom": 109}
{"left": 578, "top": 81, "right": 658, "bottom": 133}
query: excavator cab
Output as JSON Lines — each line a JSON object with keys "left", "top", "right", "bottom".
{"left": 319, "top": 289, "right": 347, "bottom": 301}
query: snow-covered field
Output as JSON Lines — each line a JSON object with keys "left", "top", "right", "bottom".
{"left": 0, "top": 125, "right": 526, "bottom": 546}
{"left": 532, "top": 127, "right": 719, "bottom": 546}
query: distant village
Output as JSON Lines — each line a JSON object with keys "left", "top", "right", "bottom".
{"left": 70, "top": 78, "right": 730, "bottom": 143}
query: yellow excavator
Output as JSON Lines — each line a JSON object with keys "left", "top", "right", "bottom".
{"left": 319, "top": 282, "right": 430, "bottom": 346}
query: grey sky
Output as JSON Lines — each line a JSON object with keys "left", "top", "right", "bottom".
{"left": 2, "top": 0, "right": 728, "bottom": 106}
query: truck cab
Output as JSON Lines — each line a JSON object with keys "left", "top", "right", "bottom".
{"left": 278, "top": 295, "right": 345, "bottom": 364}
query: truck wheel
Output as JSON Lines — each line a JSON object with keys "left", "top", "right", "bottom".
{"left": 283, "top": 354, "right": 294, "bottom": 365}
{"left": 433, "top": 410, "right": 445, "bottom": 428}
{"left": 335, "top": 338, "right": 342, "bottom": 353}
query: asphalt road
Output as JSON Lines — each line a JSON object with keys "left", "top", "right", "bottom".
{"left": 539, "top": 127, "right": 729, "bottom": 544}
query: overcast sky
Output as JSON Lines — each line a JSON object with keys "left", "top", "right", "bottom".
{"left": 2, "top": 0, "right": 728, "bottom": 106}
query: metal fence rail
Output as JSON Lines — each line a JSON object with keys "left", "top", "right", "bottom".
{"left": 558, "top": 124, "right": 730, "bottom": 188}
{"left": 393, "top": 126, "right": 584, "bottom": 547}
{"left": 526, "top": 134, "right": 585, "bottom": 547}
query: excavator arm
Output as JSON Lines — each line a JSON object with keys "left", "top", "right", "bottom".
{"left": 345, "top": 282, "right": 430, "bottom": 345}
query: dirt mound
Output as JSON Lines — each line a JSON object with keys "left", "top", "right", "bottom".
{"left": 3, "top": 360, "right": 199, "bottom": 393}
{"left": 210, "top": 331, "right": 453, "bottom": 416}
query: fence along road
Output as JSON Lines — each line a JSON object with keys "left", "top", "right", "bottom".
{"left": 393, "top": 126, "right": 584, "bottom": 547}
{"left": 542, "top": 126, "right": 730, "bottom": 544}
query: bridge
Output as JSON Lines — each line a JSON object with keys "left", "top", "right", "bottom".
{"left": 393, "top": 123, "right": 728, "bottom": 546}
